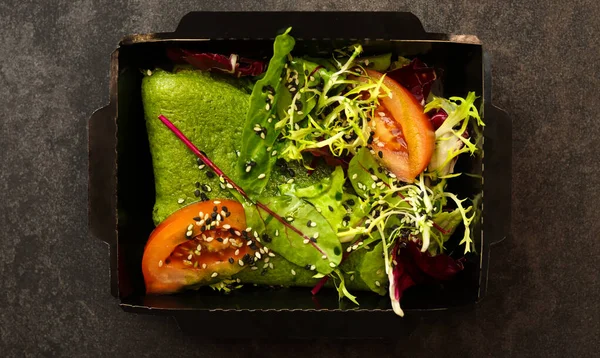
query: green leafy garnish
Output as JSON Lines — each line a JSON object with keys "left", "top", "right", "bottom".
{"left": 236, "top": 28, "right": 295, "bottom": 197}
{"left": 425, "top": 92, "right": 484, "bottom": 180}
{"left": 244, "top": 194, "right": 343, "bottom": 275}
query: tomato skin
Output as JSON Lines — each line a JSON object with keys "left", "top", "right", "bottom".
{"left": 142, "top": 200, "right": 250, "bottom": 294}
{"left": 366, "top": 70, "right": 435, "bottom": 182}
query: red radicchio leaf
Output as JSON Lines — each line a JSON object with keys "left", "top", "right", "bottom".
{"left": 389, "top": 240, "right": 465, "bottom": 316}
{"left": 386, "top": 58, "right": 437, "bottom": 104}
{"left": 167, "top": 48, "right": 265, "bottom": 77}
{"left": 428, "top": 108, "right": 448, "bottom": 130}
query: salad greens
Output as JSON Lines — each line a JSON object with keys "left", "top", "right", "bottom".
{"left": 146, "top": 27, "right": 485, "bottom": 317}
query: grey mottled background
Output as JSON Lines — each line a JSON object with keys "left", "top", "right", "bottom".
{"left": 1, "top": 0, "right": 599, "bottom": 357}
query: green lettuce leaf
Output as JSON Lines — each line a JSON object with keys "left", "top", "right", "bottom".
{"left": 244, "top": 194, "right": 343, "bottom": 275}
{"left": 236, "top": 28, "right": 295, "bottom": 197}
{"left": 279, "top": 166, "right": 367, "bottom": 240}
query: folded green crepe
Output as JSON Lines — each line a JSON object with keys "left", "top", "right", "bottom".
{"left": 142, "top": 68, "right": 384, "bottom": 294}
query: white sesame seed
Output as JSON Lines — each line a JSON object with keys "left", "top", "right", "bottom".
{"left": 352, "top": 173, "right": 358, "bottom": 180}
{"left": 322, "top": 255, "right": 327, "bottom": 259}
{"left": 298, "top": 111, "right": 304, "bottom": 115}
{"left": 198, "top": 165, "right": 205, "bottom": 169}
{"left": 303, "top": 239, "right": 309, "bottom": 244}
{"left": 177, "top": 198, "right": 185, "bottom": 204}
{"left": 263, "top": 263, "right": 269, "bottom": 269}
{"left": 235, "top": 150, "right": 240, "bottom": 157}
{"left": 268, "top": 252, "right": 275, "bottom": 257}
{"left": 375, "top": 281, "right": 381, "bottom": 287}
{"left": 271, "top": 150, "right": 278, "bottom": 156}
{"left": 205, "top": 237, "right": 213, "bottom": 242}
{"left": 265, "top": 103, "right": 270, "bottom": 111}
{"left": 260, "top": 132, "right": 266, "bottom": 139}
{"left": 223, "top": 224, "right": 231, "bottom": 230}
{"left": 234, "top": 230, "right": 241, "bottom": 236}
{"left": 269, "top": 263, "right": 274, "bottom": 269}
{"left": 246, "top": 165, "right": 252, "bottom": 173}
{"left": 267, "top": 118, "right": 272, "bottom": 123}
{"left": 246, "top": 240, "right": 253, "bottom": 246}
{"left": 186, "top": 230, "right": 193, "bottom": 237}
{"left": 238, "top": 260, "right": 245, "bottom": 266}
{"left": 310, "top": 265, "right": 316, "bottom": 270}
{"left": 257, "top": 173, "right": 266, "bottom": 179}
{"left": 264, "top": 257, "right": 270, "bottom": 263}
{"left": 310, "top": 222, "right": 317, "bottom": 227}
{"left": 291, "top": 269, "right": 296, "bottom": 276}
{"left": 329, "top": 262, "right": 336, "bottom": 268}
{"left": 287, "top": 178, "right": 294, "bottom": 184}
{"left": 371, "top": 182, "right": 377, "bottom": 189}
{"left": 254, "top": 231, "right": 259, "bottom": 238}
{"left": 187, "top": 254, "right": 193, "bottom": 260}
{"left": 223, "top": 238, "right": 229, "bottom": 245}
{"left": 202, "top": 263, "right": 207, "bottom": 269}
{"left": 346, "top": 246, "right": 352, "bottom": 252}
{"left": 187, "top": 224, "right": 193, "bottom": 231}
{"left": 287, "top": 217, "right": 294, "bottom": 222}
{"left": 343, "top": 221, "right": 348, "bottom": 227}
{"left": 183, "top": 260, "right": 192, "bottom": 266}
{"left": 253, "top": 126, "right": 262, "bottom": 132}
{"left": 226, "top": 183, "right": 234, "bottom": 189}
{"left": 266, "top": 146, "right": 272, "bottom": 151}
{"left": 158, "top": 260, "right": 163, "bottom": 267}
{"left": 259, "top": 248, "right": 265, "bottom": 254}
{"left": 214, "top": 200, "right": 221, "bottom": 204}
{"left": 389, "top": 173, "right": 397, "bottom": 178}
{"left": 246, "top": 227, "right": 252, "bottom": 232}
{"left": 211, "top": 272, "right": 218, "bottom": 278}
{"left": 255, "top": 252, "right": 262, "bottom": 259}
{"left": 313, "top": 232, "right": 319, "bottom": 239}
{"left": 350, "top": 275, "right": 355, "bottom": 281}
{"left": 275, "top": 229, "right": 279, "bottom": 237}
{"left": 234, "top": 249, "right": 240, "bottom": 256}
{"left": 251, "top": 266, "right": 258, "bottom": 270}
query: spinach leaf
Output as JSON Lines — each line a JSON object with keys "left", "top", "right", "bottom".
{"left": 347, "top": 147, "right": 391, "bottom": 199}
{"left": 279, "top": 166, "right": 367, "bottom": 239}
{"left": 236, "top": 29, "right": 295, "bottom": 197}
{"left": 357, "top": 242, "right": 387, "bottom": 295}
{"left": 244, "top": 194, "right": 343, "bottom": 275}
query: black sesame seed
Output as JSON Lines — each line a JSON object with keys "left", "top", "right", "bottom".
{"left": 196, "top": 158, "right": 202, "bottom": 165}
{"left": 192, "top": 216, "right": 201, "bottom": 221}
{"left": 296, "top": 102, "right": 303, "bottom": 111}
{"left": 304, "top": 70, "right": 309, "bottom": 76}
{"left": 368, "top": 168, "right": 375, "bottom": 175}
{"left": 276, "top": 158, "right": 287, "bottom": 167}
{"left": 165, "top": 258, "right": 171, "bottom": 264}
{"left": 343, "top": 215, "right": 351, "bottom": 222}
{"left": 377, "top": 167, "right": 383, "bottom": 173}
{"left": 228, "top": 257, "right": 234, "bottom": 264}
{"left": 195, "top": 182, "right": 200, "bottom": 188}
{"left": 200, "top": 225, "right": 206, "bottom": 231}
{"left": 205, "top": 218, "right": 212, "bottom": 225}
{"left": 328, "top": 205, "right": 334, "bottom": 212}
{"left": 226, "top": 211, "right": 231, "bottom": 217}
{"left": 222, "top": 206, "right": 228, "bottom": 212}
{"left": 250, "top": 243, "right": 258, "bottom": 250}
{"left": 241, "top": 231, "right": 248, "bottom": 238}
{"left": 211, "top": 212, "right": 217, "bottom": 220}
{"left": 216, "top": 237, "right": 223, "bottom": 242}
{"left": 206, "top": 171, "right": 215, "bottom": 179}
{"left": 261, "top": 233, "right": 272, "bottom": 243}
{"left": 229, "top": 228, "right": 236, "bottom": 235}
{"left": 307, "top": 220, "right": 312, "bottom": 227}
{"left": 310, "top": 237, "right": 317, "bottom": 243}
{"left": 242, "top": 253, "right": 251, "bottom": 262}
{"left": 201, "top": 184, "right": 209, "bottom": 192}
{"left": 247, "top": 257, "right": 255, "bottom": 265}
{"left": 304, "top": 264, "right": 312, "bottom": 270}
{"left": 200, "top": 192, "right": 209, "bottom": 201}
{"left": 194, "top": 190, "right": 200, "bottom": 197}
{"left": 345, "top": 199, "right": 355, "bottom": 206}
{"left": 287, "top": 168, "right": 296, "bottom": 177}
{"left": 392, "top": 192, "right": 399, "bottom": 197}
{"left": 378, "top": 151, "right": 383, "bottom": 158}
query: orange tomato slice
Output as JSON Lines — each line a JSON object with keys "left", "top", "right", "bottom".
{"left": 366, "top": 69, "right": 435, "bottom": 182}
{"left": 142, "top": 199, "right": 252, "bottom": 294}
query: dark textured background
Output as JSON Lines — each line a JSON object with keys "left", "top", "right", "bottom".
{"left": 1, "top": 1, "right": 599, "bottom": 357}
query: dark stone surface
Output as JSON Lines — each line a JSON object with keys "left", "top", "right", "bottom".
{"left": 1, "top": 1, "right": 599, "bottom": 357}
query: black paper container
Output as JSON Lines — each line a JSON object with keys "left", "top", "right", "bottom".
{"left": 88, "top": 12, "right": 511, "bottom": 337}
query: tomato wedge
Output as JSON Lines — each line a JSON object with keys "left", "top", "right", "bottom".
{"left": 366, "top": 70, "right": 435, "bottom": 182}
{"left": 142, "top": 200, "right": 253, "bottom": 294}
